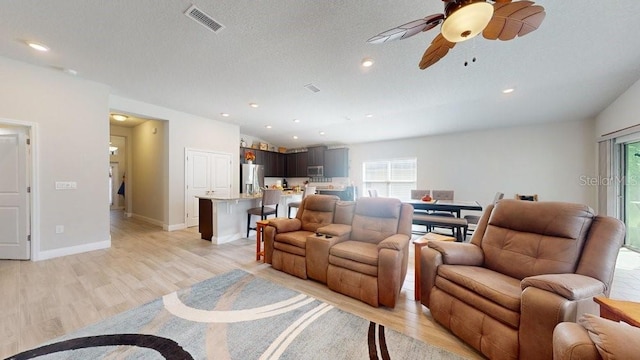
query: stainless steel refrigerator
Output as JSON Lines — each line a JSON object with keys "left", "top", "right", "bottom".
{"left": 240, "top": 164, "right": 264, "bottom": 194}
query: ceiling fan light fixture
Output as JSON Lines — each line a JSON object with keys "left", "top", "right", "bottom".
{"left": 441, "top": 1, "right": 494, "bottom": 43}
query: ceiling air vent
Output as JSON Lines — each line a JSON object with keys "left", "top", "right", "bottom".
{"left": 304, "top": 83, "right": 321, "bottom": 93}
{"left": 184, "top": 5, "right": 224, "bottom": 33}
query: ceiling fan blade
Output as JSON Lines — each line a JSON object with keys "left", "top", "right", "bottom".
{"left": 483, "top": 1, "right": 546, "bottom": 41}
{"left": 367, "top": 14, "right": 444, "bottom": 44}
{"left": 419, "top": 34, "right": 456, "bottom": 70}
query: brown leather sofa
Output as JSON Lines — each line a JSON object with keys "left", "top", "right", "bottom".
{"left": 264, "top": 194, "right": 340, "bottom": 279}
{"left": 420, "top": 199, "right": 625, "bottom": 360}
{"left": 264, "top": 196, "right": 412, "bottom": 308}
{"left": 553, "top": 314, "right": 640, "bottom": 360}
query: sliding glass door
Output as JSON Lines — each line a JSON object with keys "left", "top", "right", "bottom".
{"left": 620, "top": 140, "right": 640, "bottom": 251}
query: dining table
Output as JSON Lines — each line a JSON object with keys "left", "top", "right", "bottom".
{"left": 403, "top": 199, "right": 483, "bottom": 218}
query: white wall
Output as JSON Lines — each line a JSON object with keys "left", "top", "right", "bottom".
{"left": 596, "top": 78, "right": 640, "bottom": 136}
{"left": 349, "top": 119, "right": 597, "bottom": 210}
{"left": 0, "top": 56, "right": 111, "bottom": 258}
{"left": 131, "top": 119, "right": 166, "bottom": 225}
{"left": 109, "top": 96, "right": 240, "bottom": 230}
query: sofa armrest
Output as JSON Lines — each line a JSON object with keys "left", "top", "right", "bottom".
{"left": 378, "top": 234, "right": 410, "bottom": 251}
{"left": 553, "top": 322, "right": 600, "bottom": 360}
{"left": 427, "top": 241, "right": 483, "bottom": 266}
{"left": 317, "top": 223, "right": 352, "bottom": 237}
{"left": 268, "top": 218, "right": 301, "bottom": 233}
{"left": 522, "top": 274, "right": 606, "bottom": 301}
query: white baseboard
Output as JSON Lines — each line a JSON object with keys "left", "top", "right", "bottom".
{"left": 124, "top": 212, "right": 133, "bottom": 218}
{"left": 212, "top": 232, "right": 242, "bottom": 245}
{"left": 131, "top": 213, "right": 164, "bottom": 227}
{"left": 165, "top": 223, "right": 187, "bottom": 231}
{"left": 36, "top": 238, "right": 111, "bottom": 261}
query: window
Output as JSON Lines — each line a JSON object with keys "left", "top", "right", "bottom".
{"left": 363, "top": 158, "right": 416, "bottom": 199}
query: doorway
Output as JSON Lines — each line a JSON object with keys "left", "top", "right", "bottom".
{"left": 0, "top": 122, "right": 32, "bottom": 260}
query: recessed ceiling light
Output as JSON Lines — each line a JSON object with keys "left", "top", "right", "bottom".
{"left": 26, "top": 41, "right": 49, "bottom": 52}
{"left": 319, "top": 131, "right": 325, "bottom": 136}
{"left": 112, "top": 114, "right": 128, "bottom": 122}
{"left": 293, "top": 135, "right": 298, "bottom": 140}
{"left": 361, "top": 58, "right": 374, "bottom": 67}
{"left": 249, "top": 103, "right": 259, "bottom": 108}
{"left": 221, "top": 113, "right": 230, "bottom": 117}
{"left": 502, "top": 88, "right": 515, "bottom": 94}
{"left": 293, "top": 119, "right": 300, "bottom": 123}
{"left": 265, "top": 125, "right": 272, "bottom": 129}
{"left": 365, "top": 114, "right": 373, "bottom": 118}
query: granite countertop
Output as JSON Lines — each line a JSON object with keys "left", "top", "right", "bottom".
{"left": 196, "top": 191, "right": 302, "bottom": 201}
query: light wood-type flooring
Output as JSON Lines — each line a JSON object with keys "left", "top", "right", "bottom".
{"left": 1, "top": 211, "right": 639, "bottom": 359}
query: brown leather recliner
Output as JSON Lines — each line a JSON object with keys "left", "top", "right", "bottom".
{"left": 420, "top": 199, "right": 625, "bottom": 360}
{"left": 326, "top": 197, "right": 414, "bottom": 307}
{"left": 264, "top": 194, "right": 339, "bottom": 279}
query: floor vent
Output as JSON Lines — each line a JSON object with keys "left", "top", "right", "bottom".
{"left": 304, "top": 83, "right": 321, "bottom": 93}
{"left": 184, "top": 5, "right": 224, "bottom": 33}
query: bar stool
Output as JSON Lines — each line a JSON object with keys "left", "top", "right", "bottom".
{"left": 287, "top": 186, "right": 315, "bottom": 218}
{"left": 246, "top": 189, "right": 281, "bottom": 238}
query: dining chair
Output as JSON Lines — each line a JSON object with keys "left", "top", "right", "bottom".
{"left": 411, "top": 189, "right": 430, "bottom": 200}
{"left": 246, "top": 189, "right": 281, "bottom": 238}
{"left": 464, "top": 192, "right": 504, "bottom": 238}
{"left": 431, "top": 190, "right": 454, "bottom": 201}
{"left": 287, "top": 186, "right": 316, "bottom": 218}
{"left": 368, "top": 189, "right": 378, "bottom": 197}
{"left": 427, "top": 190, "right": 456, "bottom": 235}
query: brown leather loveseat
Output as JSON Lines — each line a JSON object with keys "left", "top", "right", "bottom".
{"left": 264, "top": 196, "right": 413, "bottom": 308}
{"left": 420, "top": 199, "right": 625, "bottom": 360}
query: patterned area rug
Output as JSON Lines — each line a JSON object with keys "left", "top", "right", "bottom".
{"left": 7, "top": 270, "right": 464, "bottom": 359}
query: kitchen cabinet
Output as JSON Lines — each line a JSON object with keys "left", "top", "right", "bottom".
{"left": 286, "top": 151, "right": 308, "bottom": 177}
{"left": 241, "top": 147, "right": 286, "bottom": 177}
{"left": 323, "top": 148, "right": 349, "bottom": 177}
{"left": 307, "top": 146, "right": 327, "bottom": 166}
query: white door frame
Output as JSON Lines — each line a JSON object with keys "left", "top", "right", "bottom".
{"left": 0, "top": 117, "right": 39, "bottom": 261}
{"left": 184, "top": 148, "right": 232, "bottom": 227}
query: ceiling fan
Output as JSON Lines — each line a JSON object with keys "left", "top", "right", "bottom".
{"left": 367, "top": 0, "right": 546, "bottom": 70}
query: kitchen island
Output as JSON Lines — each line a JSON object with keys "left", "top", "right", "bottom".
{"left": 196, "top": 191, "right": 301, "bottom": 244}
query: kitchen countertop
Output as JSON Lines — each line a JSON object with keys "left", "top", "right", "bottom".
{"left": 196, "top": 191, "right": 302, "bottom": 201}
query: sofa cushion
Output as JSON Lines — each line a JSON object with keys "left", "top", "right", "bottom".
{"left": 329, "top": 241, "right": 378, "bottom": 277}
{"left": 298, "top": 195, "right": 339, "bottom": 232}
{"left": 578, "top": 313, "right": 640, "bottom": 360}
{"left": 350, "top": 198, "right": 402, "bottom": 244}
{"left": 330, "top": 241, "right": 378, "bottom": 266}
{"left": 438, "top": 265, "right": 522, "bottom": 312}
{"left": 274, "top": 230, "right": 313, "bottom": 250}
{"left": 482, "top": 200, "right": 594, "bottom": 280}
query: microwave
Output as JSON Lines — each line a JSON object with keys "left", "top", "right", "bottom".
{"left": 307, "top": 165, "right": 323, "bottom": 177}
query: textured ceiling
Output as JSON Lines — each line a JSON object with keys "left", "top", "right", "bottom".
{"left": 1, "top": 1, "right": 640, "bottom": 148}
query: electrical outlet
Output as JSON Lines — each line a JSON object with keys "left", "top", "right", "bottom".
{"left": 55, "top": 225, "right": 64, "bottom": 234}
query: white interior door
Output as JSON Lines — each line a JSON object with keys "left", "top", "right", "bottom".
{"left": 0, "top": 127, "right": 30, "bottom": 260}
{"left": 211, "top": 153, "right": 231, "bottom": 198}
{"left": 186, "top": 151, "right": 210, "bottom": 227}
{"left": 185, "top": 150, "right": 232, "bottom": 227}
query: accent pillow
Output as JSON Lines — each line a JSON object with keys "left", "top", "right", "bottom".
{"left": 578, "top": 313, "right": 640, "bottom": 360}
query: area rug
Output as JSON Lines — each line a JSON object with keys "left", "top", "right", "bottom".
{"left": 7, "top": 269, "right": 465, "bottom": 360}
